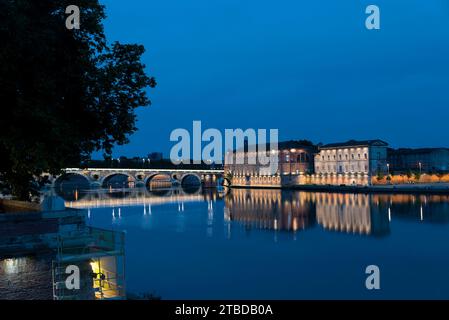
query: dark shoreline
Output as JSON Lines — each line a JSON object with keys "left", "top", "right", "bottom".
{"left": 230, "top": 184, "right": 449, "bottom": 195}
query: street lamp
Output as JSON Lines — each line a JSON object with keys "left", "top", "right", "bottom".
{"left": 418, "top": 162, "right": 422, "bottom": 174}
{"left": 387, "top": 163, "right": 390, "bottom": 175}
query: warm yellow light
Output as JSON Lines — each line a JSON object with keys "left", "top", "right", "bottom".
{"left": 292, "top": 218, "right": 298, "bottom": 231}
{"left": 90, "top": 261, "right": 100, "bottom": 274}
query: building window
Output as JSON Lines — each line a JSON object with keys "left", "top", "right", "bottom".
{"left": 339, "top": 165, "right": 343, "bottom": 173}
{"left": 351, "top": 154, "right": 354, "bottom": 160}
{"left": 364, "top": 153, "right": 367, "bottom": 159}
{"left": 339, "top": 154, "right": 342, "bottom": 160}
{"left": 365, "top": 165, "right": 368, "bottom": 171}
{"left": 328, "top": 155, "right": 330, "bottom": 160}
{"left": 333, "top": 155, "right": 336, "bottom": 160}
{"left": 358, "top": 154, "right": 361, "bottom": 159}
{"left": 322, "top": 156, "right": 325, "bottom": 160}
{"left": 345, "top": 154, "right": 348, "bottom": 160}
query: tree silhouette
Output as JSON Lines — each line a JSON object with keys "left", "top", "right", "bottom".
{"left": 0, "top": 0, "right": 156, "bottom": 200}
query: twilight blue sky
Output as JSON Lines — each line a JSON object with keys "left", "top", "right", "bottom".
{"left": 99, "top": 0, "right": 449, "bottom": 158}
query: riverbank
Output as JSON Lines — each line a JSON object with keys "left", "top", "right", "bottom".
{"left": 230, "top": 183, "right": 449, "bottom": 194}
{"left": 0, "top": 199, "right": 41, "bottom": 213}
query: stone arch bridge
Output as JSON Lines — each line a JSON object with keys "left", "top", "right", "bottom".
{"left": 51, "top": 168, "right": 224, "bottom": 188}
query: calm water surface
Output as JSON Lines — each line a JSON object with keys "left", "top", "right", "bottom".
{"left": 68, "top": 187, "right": 449, "bottom": 299}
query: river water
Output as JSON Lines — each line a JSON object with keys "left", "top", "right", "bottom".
{"left": 62, "top": 187, "right": 449, "bottom": 299}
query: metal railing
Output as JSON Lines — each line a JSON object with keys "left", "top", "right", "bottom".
{"left": 52, "top": 227, "right": 126, "bottom": 300}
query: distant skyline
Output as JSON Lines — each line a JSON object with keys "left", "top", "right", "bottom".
{"left": 95, "top": 0, "right": 449, "bottom": 159}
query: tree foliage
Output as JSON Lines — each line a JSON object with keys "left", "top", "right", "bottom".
{"left": 376, "top": 171, "right": 384, "bottom": 181}
{"left": 0, "top": 0, "right": 156, "bottom": 199}
{"left": 414, "top": 171, "right": 421, "bottom": 181}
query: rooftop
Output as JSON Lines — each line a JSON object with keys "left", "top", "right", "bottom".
{"left": 234, "top": 140, "right": 317, "bottom": 153}
{"left": 320, "top": 139, "right": 388, "bottom": 149}
{"left": 389, "top": 147, "right": 449, "bottom": 155}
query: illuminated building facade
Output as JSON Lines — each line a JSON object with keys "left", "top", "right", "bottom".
{"left": 224, "top": 140, "right": 317, "bottom": 187}
{"left": 312, "top": 139, "right": 389, "bottom": 186}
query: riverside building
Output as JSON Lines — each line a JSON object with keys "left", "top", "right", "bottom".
{"left": 312, "top": 140, "right": 389, "bottom": 186}
{"left": 225, "top": 139, "right": 390, "bottom": 187}
{"left": 224, "top": 140, "right": 317, "bottom": 187}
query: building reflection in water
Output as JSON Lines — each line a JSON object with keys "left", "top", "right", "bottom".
{"left": 225, "top": 190, "right": 449, "bottom": 237}
{"left": 312, "top": 193, "right": 390, "bottom": 236}
{"left": 224, "top": 189, "right": 316, "bottom": 233}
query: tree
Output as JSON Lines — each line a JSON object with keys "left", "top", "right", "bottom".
{"left": 224, "top": 172, "right": 233, "bottom": 186}
{"left": 296, "top": 140, "right": 314, "bottom": 147}
{"left": 376, "top": 171, "right": 384, "bottom": 182}
{"left": 406, "top": 170, "right": 413, "bottom": 182}
{"left": 0, "top": 0, "right": 156, "bottom": 200}
{"left": 414, "top": 171, "right": 421, "bottom": 182}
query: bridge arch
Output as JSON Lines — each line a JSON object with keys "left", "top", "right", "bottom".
{"left": 145, "top": 173, "right": 172, "bottom": 189}
{"left": 180, "top": 173, "right": 202, "bottom": 187}
{"left": 101, "top": 173, "right": 136, "bottom": 188}
{"left": 54, "top": 172, "right": 91, "bottom": 189}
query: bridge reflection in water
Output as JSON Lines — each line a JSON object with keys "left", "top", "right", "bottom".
{"left": 64, "top": 186, "right": 223, "bottom": 211}
{"left": 224, "top": 189, "right": 449, "bottom": 236}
